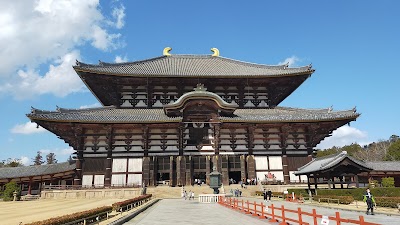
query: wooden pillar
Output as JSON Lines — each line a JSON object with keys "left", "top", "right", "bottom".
{"left": 169, "top": 156, "right": 175, "bottom": 186}
{"left": 142, "top": 157, "right": 151, "bottom": 186}
{"left": 28, "top": 177, "right": 33, "bottom": 195}
{"left": 74, "top": 152, "right": 83, "bottom": 186}
{"left": 307, "top": 175, "right": 311, "bottom": 190}
{"left": 185, "top": 156, "right": 193, "bottom": 186}
{"left": 105, "top": 125, "right": 114, "bottom": 187}
{"left": 213, "top": 124, "right": 221, "bottom": 155}
{"left": 340, "top": 176, "right": 344, "bottom": 189}
{"left": 355, "top": 174, "right": 359, "bottom": 188}
{"left": 282, "top": 155, "right": 290, "bottom": 184}
{"left": 332, "top": 176, "right": 336, "bottom": 189}
{"left": 206, "top": 156, "right": 211, "bottom": 185}
{"left": 176, "top": 156, "right": 186, "bottom": 186}
{"left": 246, "top": 155, "right": 256, "bottom": 180}
{"left": 178, "top": 124, "right": 185, "bottom": 156}
{"left": 246, "top": 125, "right": 255, "bottom": 155}
{"left": 220, "top": 155, "right": 229, "bottom": 186}
{"left": 151, "top": 156, "right": 158, "bottom": 186}
{"left": 240, "top": 155, "right": 247, "bottom": 182}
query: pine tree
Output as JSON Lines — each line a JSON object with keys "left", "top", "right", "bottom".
{"left": 33, "top": 151, "right": 44, "bottom": 165}
{"left": 67, "top": 155, "right": 75, "bottom": 164}
{"left": 46, "top": 152, "right": 58, "bottom": 164}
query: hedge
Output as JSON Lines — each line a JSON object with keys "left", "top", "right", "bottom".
{"left": 316, "top": 188, "right": 400, "bottom": 201}
{"left": 313, "top": 195, "right": 354, "bottom": 204}
{"left": 375, "top": 197, "right": 400, "bottom": 208}
{"left": 112, "top": 194, "right": 152, "bottom": 211}
{"left": 25, "top": 206, "right": 113, "bottom": 225}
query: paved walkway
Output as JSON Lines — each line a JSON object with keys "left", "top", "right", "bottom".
{"left": 125, "top": 198, "right": 399, "bottom": 225}
{"left": 124, "top": 199, "right": 272, "bottom": 225}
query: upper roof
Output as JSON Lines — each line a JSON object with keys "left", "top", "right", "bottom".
{"left": 0, "top": 162, "right": 76, "bottom": 179}
{"left": 294, "top": 151, "right": 372, "bottom": 175}
{"left": 74, "top": 54, "right": 314, "bottom": 78}
{"left": 28, "top": 106, "right": 359, "bottom": 124}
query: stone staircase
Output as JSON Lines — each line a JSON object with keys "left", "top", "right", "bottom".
{"left": 146, "top": 184, "right": 262, "bottom": 199}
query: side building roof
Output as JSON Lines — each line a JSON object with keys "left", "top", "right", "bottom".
{"left": 74, "top": 54, "right": 314, "bottom": 78}
{"left": 294, "top": 151, "right": 372, "bottom": 175}
{"left": 0, "top": 162, "right": 76, "bottom": 180}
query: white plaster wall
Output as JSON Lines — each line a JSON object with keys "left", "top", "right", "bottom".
{"left": 82, "top": 175, "right": 93, "bottom": 187}
{"left": 128, "top": 158, "right": 142, "bottom": 172}
{"left": 127, "top": 174, "right": 142, "bottom": 186}
{"left": 94, "top": 175, "right": 105, "bottom": 187}
{"left": 269, "top": 156, "right": 283, "bottom": 170}
{"left": 255, "top": 156, "right": 268, "bottom": 170}
{"left": 111, "top": 174, "right": 126, "bottom": 186}
{"left": 112, "top": 158, "right": 127, "bottom": 172}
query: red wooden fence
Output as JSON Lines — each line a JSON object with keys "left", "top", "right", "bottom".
{"left": 218, "top": 196, "right": 381, "bottom": 225}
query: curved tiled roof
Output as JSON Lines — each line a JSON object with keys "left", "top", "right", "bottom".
{"left": 366, "top": 161, "right": 400, "bottom": 171}
{"left": 0, "top": 162, "right": 76, "bottom": 179}
{"left": 294, "top": 151, "right": 372, "bottom": 175}
{"left": 28, "top": 106, "right": 359, "bottom": 123}
{"left": 74, "top": 55, "right": 314, "bottom": 78}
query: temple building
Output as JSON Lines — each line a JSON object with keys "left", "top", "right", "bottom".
{"left": 27, "top": 48, "right": 359, "bottom": 187}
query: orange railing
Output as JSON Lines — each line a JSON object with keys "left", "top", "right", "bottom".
{"left": 218, "top": 196, "right": 380, "bottom": 225}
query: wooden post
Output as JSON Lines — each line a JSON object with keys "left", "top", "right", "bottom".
{"left": 297, "top": 207, "right": 303, "bottom": 225}
{"left": 312, "top": 209, "right": 317, "bottom": 225}
{"left": 355, "top": 175, "right": 359, "bottom": 188}
{"left": 28, "top": 177, "right": 33, "bottom": 195}
{"left": 269, "top": 204, "right": 278, "bottom": 222}
{"left": 334, "top": 211, "right": 341, "bottom": 225}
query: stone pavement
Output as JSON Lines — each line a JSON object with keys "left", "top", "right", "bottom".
{"left": 124, "top": 198, "right": 272, "bottom": 225}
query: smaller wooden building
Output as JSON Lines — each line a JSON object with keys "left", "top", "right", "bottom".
{"left": 0, "top": 162, "right": 75, "bottom": 195}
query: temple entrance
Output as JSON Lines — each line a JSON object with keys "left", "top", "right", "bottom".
{"left": 157, "top": 172, "right": 170, "bottom": 185}
{"left": 193, "top": 172, "right": 206, "bottom": 185}
{"left": 229, "top": 171, "right": 241, "bottom": 184}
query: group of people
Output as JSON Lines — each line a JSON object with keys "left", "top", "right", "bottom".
{"left": 230, "top": 188, "right": 242, "bottom": 197}
{"left": 181, "top": 188, "right": 195, "bottom": 200}
{"left": 263, "top": 189, "right": 272, "bottom": 202}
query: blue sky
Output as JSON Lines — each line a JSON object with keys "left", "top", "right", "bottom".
{"left": 0, "top": 0, "right": 399, "bottom": 165}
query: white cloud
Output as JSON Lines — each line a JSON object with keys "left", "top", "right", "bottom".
{"left": 0, "top": 0, "right": 126, "bottom": 98}
{"left": 279, "top": 56, "right": 300, "bottom": 67}
{"left": 11, "top": 122, "right": 46, "bottom": 134}
{"left": 317, "top": 126, "right": 370, "bottom": 149}
{"left": 20, "top": 156, "right": 30, "bottom": 166}
{"left": 0, "top": 51, "right": 85, "bottom": 99}
{"left": 112, "top": 4, "right": 125, "bottom": 29}
{"left": 80, "top": 102, "right": 102, "bottom": 109}
{"left": 115, "top": 55, "right": 129, "bottom": 63}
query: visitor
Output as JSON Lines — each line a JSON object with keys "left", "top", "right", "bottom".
{"left": 263, "top": 189, "right": 268, "bottom": 202}
{"left": 188, "top": 190, "right": 192, "bottom": 200}
{"left": 363, "top": 188, "right": 376, "bottom": 215}
{"left": 267, "top": 189, "right": 272, "bottom": 201}
{"left": 184, "top": 190, "right": 187, "bottom": 200}
{"left": 191, "top": 191, "right": 195, "bottom": 200}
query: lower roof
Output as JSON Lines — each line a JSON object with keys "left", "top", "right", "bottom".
{"left": 27, "top": 106, "right": 359, "bottom": 124}
{"left": 0, "top": 162, "right": 76, "bottom": 180}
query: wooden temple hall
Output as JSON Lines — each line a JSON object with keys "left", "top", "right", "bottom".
{"left": 27, "top": 48, "right": 359, "bottom": 187}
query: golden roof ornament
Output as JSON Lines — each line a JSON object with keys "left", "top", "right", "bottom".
{"left": 211, "top": 48, "right": 219, "bottom": 57}
{"left": 163, "top": 47, "right": 172, "bottom": 56}
{"left": 194, "top": 83, "right": 207, "bottom": 91}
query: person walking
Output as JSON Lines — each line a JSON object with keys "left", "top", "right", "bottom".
{"left": 263, "top": 189, "right": 268, "bottom": 202}
{"left": 363, "top": 188, "right": 376, "bottom": 215}
{"left": 267, "top": 189, "right": 272, "bottom": 201}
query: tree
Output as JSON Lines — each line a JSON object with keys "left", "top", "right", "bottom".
{"left": 46, "top": 152, "right": 57, "bottom": 164}
{"left": 2, "top": 181, "right": 20, "bottom": 201}
{"left": 352, "top": 140, "right": 389, "bottom": 161}
{"left": 32, "top": 151, "right": 44, "bottom": 165}
{"left": 389, "top": 134, "right": 399, "bottom": 143}
{"left": 1, "top": 158, "right": 24, "bottom": 167}
{"left": 384, "top": 139, "right": 400, "bottom": 161}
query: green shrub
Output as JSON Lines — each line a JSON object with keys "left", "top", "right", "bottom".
{"left": 2, "top": 181, "right": 20, "bottom": 201}
{"left": 287, "top": 189, "right": 309, "bottom": 197}
{"left": 375, "top": 197, "right": 400, "bottom": 208}
{"left": 313, "top": 195, "right": 354, "bottom": 204}
{"left": 316, "top": 188, "right": 400, "bottom": 201}
{"left": 381, "top": 177, "right": 395, "bottom": 187}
